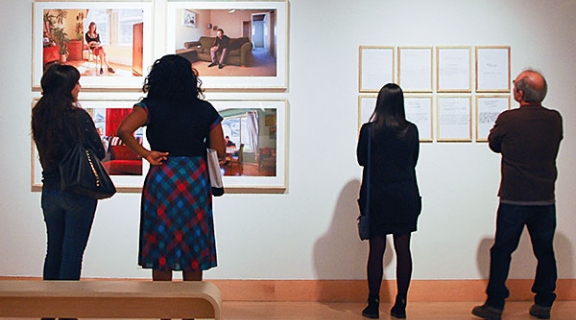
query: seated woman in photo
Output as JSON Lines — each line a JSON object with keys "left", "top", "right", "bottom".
{"left": 85, "top": 22, "right": 115, "bottom": 74}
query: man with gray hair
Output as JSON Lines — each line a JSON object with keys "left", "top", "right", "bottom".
{"left": 472, "top": 69, "right": 563, "bottom": 320}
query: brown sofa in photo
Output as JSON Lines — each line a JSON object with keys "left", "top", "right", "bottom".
{"left": 179, "top": 36, "right": 253, "bottom": 67}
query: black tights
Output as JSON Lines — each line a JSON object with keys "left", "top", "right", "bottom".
{"left": 367, "top": 233, "right": 412, "bottom": 299}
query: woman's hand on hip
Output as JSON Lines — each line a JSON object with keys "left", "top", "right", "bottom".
{"left": 146, "top": 151, "right": 169, "bottom": 166}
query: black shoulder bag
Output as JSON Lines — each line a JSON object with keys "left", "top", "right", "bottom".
{"left": 59, "top": 115, "right": 116, "bottom": 199}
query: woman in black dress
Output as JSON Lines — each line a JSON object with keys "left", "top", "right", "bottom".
{"left": 357, "top": 83, "right": 421, "bottom": 319}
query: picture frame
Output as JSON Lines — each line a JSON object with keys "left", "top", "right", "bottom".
{"left": 166, "top": 1, "right": 288, "bottom": 91}
{"left": 476, "top": 95, "right": 510, "bottom": 142}
{"left": 212, "top": 99, "right": 287, "bottom": 192}
{"left": 476, "top": 46, "right": 511, "bottom": 92}
{"left": 32, "top": 99, "right": 147, "bottom": 193}
{"left": 184, "top": 10, "right": 196, "bottom": 28}
{"left": 398, "top": 46, "right": 433, "bottom": 92}
{"left": 32, "top": 2, "right": 153, "bottom": 91}
{"left": 359, "top": 46, "right": 395, "bottom": 93}
{"left": 358, "top": 94, "right": 433, "bottom": 142}
{"left": 358, "top": 94, "right": 377, "bottom": 129}
{"left": 437, "top": 95, "right": 472, "bottom": 142}
{"left": 32, "top": 98, "right": 288, "bottom": 193}
{"left": 405, "top": 95, "right": 434, "bottom": 142}
{"left": 436, "top": 46, "right": 472, "bottom": 92}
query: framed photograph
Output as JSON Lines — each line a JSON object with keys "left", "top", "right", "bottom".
{"left": 184, "top": 10, "right": 196, "bottom": 28}
{"left": 167, "top": 1, "right": 288, "bottom": 90}
{"left": 437, "top": 46, "right": 472, "bottom": 92}
{"left": 32, "top": 99, "right": 146, "bottom": 192}
{"left": 398, "top": 46, "right": 433, "bottom": 92}
{"left": 476, "top": 95, "right": 510, "bottom": 142}
{"left": 359, "top": 46, "right": 395, "bottom": 93}
{"left": 405, "top": 95, "right": 433, "bottom": 142}
{"left": 476, "top": 46, "right": 511, "bottom": 92}
{"left": 213, "top": 100, "right": 287, "bottom": 192}
{"left": 437, "top": 95, "right": 472, "bottom": 142}
{"left": 33, "top": 2, "right": 153, "bottom": 91}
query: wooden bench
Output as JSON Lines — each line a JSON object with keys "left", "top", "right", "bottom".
{"left": 0, "top": 280, "right": 222, "bottom": 319}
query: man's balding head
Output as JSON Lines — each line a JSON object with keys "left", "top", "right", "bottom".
{"left": 513, "top": 69, "right": 547, "bottom": 104}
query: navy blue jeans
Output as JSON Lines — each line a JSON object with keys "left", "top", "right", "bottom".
{"left": 486, "top": 203, "right": 557, "bottom": 309}
{"left": 41, "top": 188, "right": 97, "bottom": 280}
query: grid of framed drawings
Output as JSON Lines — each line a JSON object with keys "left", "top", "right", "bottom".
{"left": 358, "top": 45, "right": 511, "bottom": 143}
{"left": 31, "top": 0, "right": 289, "bottom": 193}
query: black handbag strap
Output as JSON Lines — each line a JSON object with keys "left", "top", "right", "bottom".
{"left": 365, "top": 126, "right": 371, "bottom": 216}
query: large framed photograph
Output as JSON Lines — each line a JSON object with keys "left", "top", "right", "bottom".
{"left": 359, "top": 46, "right": 395, "bottom": 93}
{"left": 167, "top": 1, "right": 288, "bottom": 90}
{"left": 476, "top": 46, "right": 511, "bottom": 92}
{"left": 33, "top": 2, "right": 153, "bottom": 91}
{"left": 476, "top": 95, "right": 510, "bottom": 142}
{"left": 212, "top": 100, "right": 287, "bottom": 192}
{"left": 32, "top": 99, "right": 147, "bottom": 192}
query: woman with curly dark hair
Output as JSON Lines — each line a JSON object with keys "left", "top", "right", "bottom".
{"left": 118, "top": 54, "right": 225, "bottom": 283}
{"left": 32, "top": 64, "right": 105, "bottom": 281}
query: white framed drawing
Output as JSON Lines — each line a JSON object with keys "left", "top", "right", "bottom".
{"left": 358, "top": 94, "right": 377, "bottom": 129}
{"left": 476, "top": 46, "right": 511, "bottom": 92}
{"left": 437, "top": 46, "right": 472, "bottom": 92}
{"left": 476, "top": 95, "right": 510, "bottom": 142}
{"left": 405, "top": 95, "right": 433, "bottom": 142}
{"left": 437, "top": 95, "right": 472, "bottom": 142}
{"left": 359, "top": 46, "right": 395, "bottom": 93}
{"left": 398, "top": 46, "right": 433, "bottom": 92}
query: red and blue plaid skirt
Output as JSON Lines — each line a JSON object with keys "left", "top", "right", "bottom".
{"left": 138, "top": 156, "right": 217, "bottom": 271}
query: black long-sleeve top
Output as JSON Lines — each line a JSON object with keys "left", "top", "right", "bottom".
{"left": 39, "top": 108, "right": 105, "bottom": 189}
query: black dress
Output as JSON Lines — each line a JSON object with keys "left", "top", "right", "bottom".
{"left": 357, "top": 122, "right": 421, "bottom": 236}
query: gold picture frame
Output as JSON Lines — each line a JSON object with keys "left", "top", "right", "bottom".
{"left": 476, "top": 95, "right": 511, "bottom": 142}
{"left": 359, "top": 46, "right": 395, "bottom": 93}
{"left": 475, "top": 46, "right": 511, "bottom": 93}
{"left": 436, "top": 95, "right": 472, "bottom": 142}
{"left": 398, "top": 46, "right": 433, "bottom": 93}
{"left": 436, "top": 46, "right": 472, "bottom": 93}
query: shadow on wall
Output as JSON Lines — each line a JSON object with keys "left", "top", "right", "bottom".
{"left": 476, "top": 231, "right": 574, "bottom": 280}
{"left": 312, "top": 179, "right": 393, "bottom": 302}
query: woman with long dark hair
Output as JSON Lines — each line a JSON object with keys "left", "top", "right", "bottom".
{"left": 117, "top": 55, "right": 225, "bottom": 283}
{"left": 357, "top": 83, "right": 422, "bottom": 319}
{"left": 32, "top": 64, "right": 105, "bottom": 281}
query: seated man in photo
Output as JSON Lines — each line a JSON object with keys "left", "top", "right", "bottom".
{"left": 208, "top": 29, "right": 230, "bottom": 69}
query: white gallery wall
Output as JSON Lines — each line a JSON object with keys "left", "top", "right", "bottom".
{"left": 1, "top": 0, "right": 575, "bottom": 281}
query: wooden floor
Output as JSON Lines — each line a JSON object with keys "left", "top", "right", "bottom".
{"left": 218, "top": 301, "right": 574, "bottom": 319}
{"left": 2, "top": 301, "right": 574, "bottom": 319}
